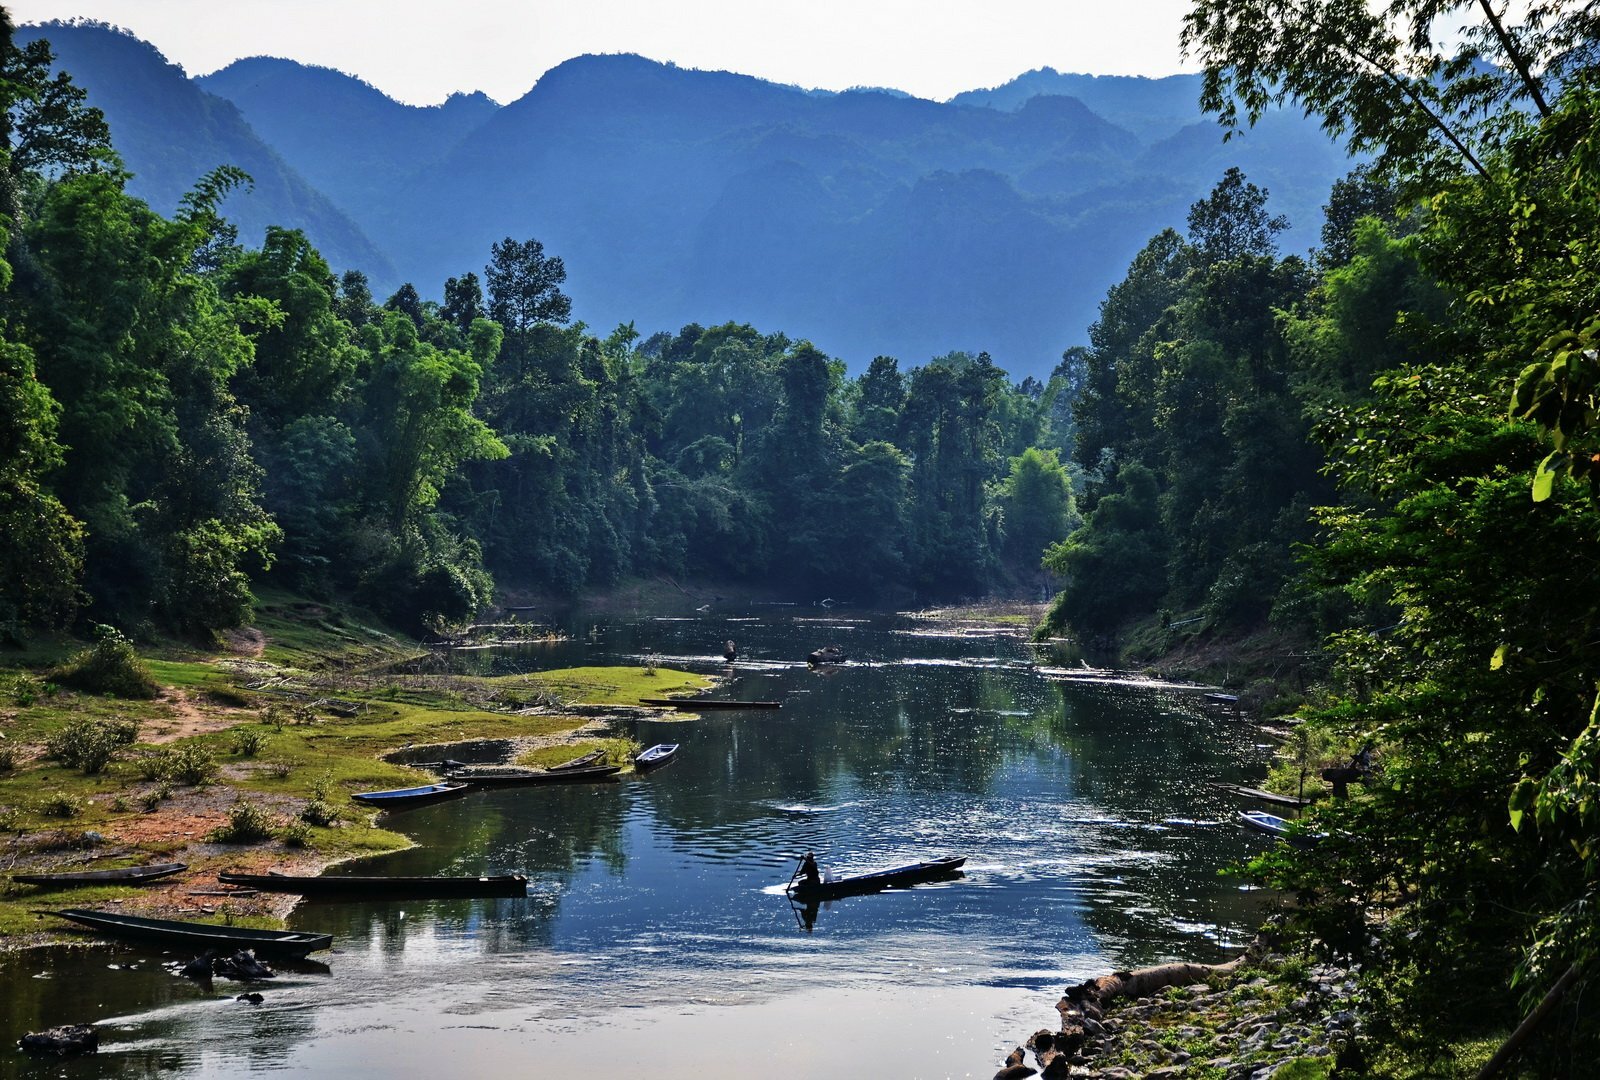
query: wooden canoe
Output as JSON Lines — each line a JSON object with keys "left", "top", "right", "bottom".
{"left": 12, "top": 862, "right": 187, "bottom": 887}
{"left": 634, "top": 743, "right": 679, "bottom": 770}
{"left": 640, "top": 698, "right": 781, "bottom": 710}
{"left": 547, "top": 749, "right": 605, "bottom": 771}
{"left": 350, "top": 782, "right": 470, "bottom": 808}
{"left": 217, "top": 871, "right": 528, "bottom": 898}
{"left": 448, "top": 764, "right": 621, "bottom": 787}
{"left": 43, "top": 908, "right": 332, "bottom": 957}
{"left": 1210, "top": 782, "right": 1314, "bottom": 809}
{"left": 786, "top": 856, "right": 966, "bottom": 901}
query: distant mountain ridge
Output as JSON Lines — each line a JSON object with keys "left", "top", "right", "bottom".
{"left": 27, "top": 24, "right": 1357, "bottom": 378}
{"left": 20, "top": 22, "right": 394, "bottom": 281}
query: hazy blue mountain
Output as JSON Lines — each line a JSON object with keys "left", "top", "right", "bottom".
{"left": 197, "top": 58, "right": 499, "bottom": 244}
{"left": 951, "top": 68, "right": 1208, "bottom": 140}
{"left": 22, "top": 22, "right": 393, "bottom": 281}
{"left": 37, "top": 28, "right": 1358, "bottom": 378}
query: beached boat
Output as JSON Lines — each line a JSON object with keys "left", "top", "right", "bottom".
{"left": 11, "top": 863, "right": 187, "bottom": 887}
{"left": 634, "top": 743, "right": 679, "bottom": 770}
{"left": 350, "top": 782, "right": 470, "bottom": 808}
{"left": 640, "top": 698, "right": 781, "bottom": 710}
{"left": 786, "top": 856, "right": 966, "bottom": 901}
{"left": 42, "top": 908, "right": 333, "bottom": 957}
{"left": 1211, "top": 782, "right": 1314, "bottom": 809}
{"left": 217, "top": 871, "right": 528, "bottom": 898}
{"left": 447, "top": 764, "right": 621, "bottom": 787}
{"left": 547, "top": 749, "right": 605, "bottom": 771}
{"left": 1238, "top": 810, "right": 1321, "bottom": 848}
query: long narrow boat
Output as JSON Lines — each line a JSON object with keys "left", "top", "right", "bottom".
{"left": 547, "top": 749, "right": 605, "bottom": 771}
{"left": 1238, "top": 810, "right": 1322, "bottom": 848}
{"left": 1211, "top": 782, "right": 1314, "bottom": 809}
{"left": 786, "top": 856, "right": 967, "bottom": 901}
{"left": 448, "top": 764, "right": 621, "bottom": 787}
{"left": 12, "top": 862, "right": 187, "bottom": 887}
{"left": 42, "top": 908, "right": 332, "bottom": 957}
{"left": 217, "top": 871, "right": 528, "bottom": 898}
{"left": 350, "top": 782, "right": 470, "bottom": 808}
{"left": 634, "top": 743, "right": 679, "bottom": 770}
{"left": 640, "top": 698, "right": 782, "bottom": 710}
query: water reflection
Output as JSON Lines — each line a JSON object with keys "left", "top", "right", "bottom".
{"left": 1, "top": 608, "right": 1278, "bottom": 1077}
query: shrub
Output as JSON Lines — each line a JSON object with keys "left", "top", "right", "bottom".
{"left": 166, "top": 744, "right": 217, "bottom": 786}
{"left": 8, "top": 673, "right": 50, "bottom": 706}
{"left": 40, "top": 791, "right": 84, "bottom": 818}
{"left": 280, "top": 821, "right": 313, "bottom": 847}
{"left": 268, "top": 760, "right": 293, "bottom": 779}
{"left": 208, "top": 798, "right": 277, "bottom": 843}
{"left": 231, "top": 727, "right": 266, "bottom": 756}
{"left": 53, "top": 626, "right": 158, "bottom": 699}
{"left": 44, "top": 717, "right": 139, "bottom": 774}
{"left": 299, "top": 798, "right": 340, "bottom": 828}
{"left": 0, "top": 743, "right": 15, "bottom": 772}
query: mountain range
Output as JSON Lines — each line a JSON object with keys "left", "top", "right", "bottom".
{"left": 23, "top": 21, "right": 1356, "bottom": 379}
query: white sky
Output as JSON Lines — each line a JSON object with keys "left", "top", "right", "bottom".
{"left": 9, "top": 0, "right": 1200, "bottom": 106}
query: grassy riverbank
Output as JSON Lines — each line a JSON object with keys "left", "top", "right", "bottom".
{"left": 0, "top": 598, "right": 713, "bottom": 944}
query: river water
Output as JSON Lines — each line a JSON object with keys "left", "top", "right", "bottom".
{"left": 2, "top": 608, "right": 1280, "bottom": 1078}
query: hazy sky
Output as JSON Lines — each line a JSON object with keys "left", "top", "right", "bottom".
{"left": 10, "top": 0, "right": 1199, "bottom": 106}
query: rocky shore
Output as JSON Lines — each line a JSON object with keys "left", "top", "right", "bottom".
{"left": 997, "top": 950, "right": 1360, "bottom": 1080}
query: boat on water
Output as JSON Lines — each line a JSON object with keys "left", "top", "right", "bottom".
{"left": 350, "top": 782, "right": 471, "bottom": 808}
{"left": 217, "top": 871, "right": 528, "bottom": 898}
{"left": 634, "top": 743, "right": 679, "bottom": 770}
{"left": 447, "top": 763, "right": 621, "bottom": 787}
{"left": 12, "top": 862, "right": 187, "bottom": 887}
{"left": 786, "top": 856, "right": 967, "bottom": 901}
{"left": 547, "top": 749, "right": 605, "bottom": 771}
{"left": 1238, "top": 810, "right": 1321, "bottom": 848}
{"left": 1211, "top": 782, "right": 1314, "bottom": 809}
{"left": 806, "top": 645, "right": 848, "bottom": 666}
{"left": 42, "top": 908, "right": 333, "bottom": 957}
{"left": 640, "top": 698, "right": 781, "bottom": 710}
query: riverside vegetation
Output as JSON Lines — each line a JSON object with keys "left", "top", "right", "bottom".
{"left": 0, "top": 596, "right": 710, "bottom": 939}
{"left": 1, "top": 0, "right": 1598, "bottom": 1075}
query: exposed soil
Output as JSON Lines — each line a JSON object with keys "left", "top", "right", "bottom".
{"left": 143, "top": 687, "right": 252, "bottom": 744}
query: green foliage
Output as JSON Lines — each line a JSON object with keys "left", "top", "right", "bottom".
{"left": 42, "top": 716, "right": 138, "bottom": 774}
{"left": 38, "top": 790, "right": 84, "bottom": 818}
{"left": 0, "top": 744, "right": 15, "bottom": 773}
{"left": 53, "top": 627, "right": 158, "bottom": 699}
{"left": 208, "top": 798, "right": 278, "bottom": 843}
{"left": 231, "top": 727, "right": 266, "bottom": 756}
{"left": 279, "top": 820, "right": 313, "bottom": 847}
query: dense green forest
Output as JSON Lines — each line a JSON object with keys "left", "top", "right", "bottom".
{"left": 4, "top": 0, "right": 1600, "bottom": 1070}
{"left": 0, "top": 13, "right": 1086, "bottom": 643}
{"left": 1042, "top": 0, "right": 1600, "bottom": 1072}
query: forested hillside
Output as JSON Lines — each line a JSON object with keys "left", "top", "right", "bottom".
{"left": 29, "top": 20, "right": 1357, "bottom": 379}
{"left": 1029, "top": 0, "right": 1600, "bottom": 1071}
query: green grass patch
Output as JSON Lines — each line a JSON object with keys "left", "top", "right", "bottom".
{"left": 514, "top": 736, "right": 640, "bottom": 770}
{"left": 490, "top": 665, "right": 713, "bottom": 706}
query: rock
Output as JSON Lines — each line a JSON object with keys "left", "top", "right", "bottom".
{"left": 214, "top": 950, "right": 275, "bottom": 982}
{"left": 994, "top": 1066, "right": 1036, "bottom": 1080}
{"left": 1028, "top": 1030, "right": 1056, "bottom": 1052}
{"left": 1146, "top": 1068, "right": 1186, "bottom": 1079}
{"left": 179, "top": 951, "right": 216, "bottom": 981}
{"left": 236, "top": 992, "right": 264, "bottom": 1004}
{"left": 18, "top": 1024, "right": 97, "bottom": 1056}
{"left": 1004, "top": 1047, "right": 1026, "bottom": 1067}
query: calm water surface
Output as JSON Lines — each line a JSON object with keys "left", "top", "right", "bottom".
{"left": 3, "top": 608, "right": 1281, "bottom": 1078}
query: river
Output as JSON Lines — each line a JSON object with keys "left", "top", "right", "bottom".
{"left": 1, "top": 607, "right": 1280, "bottom": 1078}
